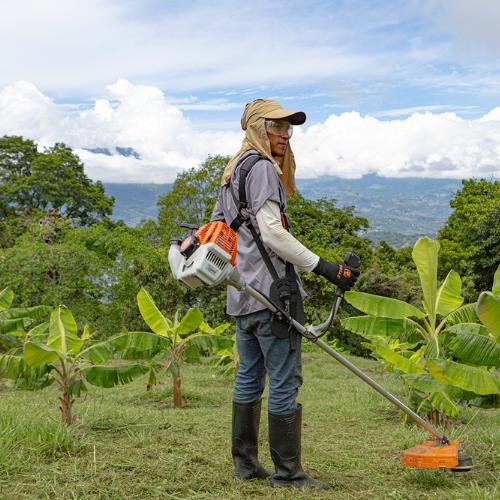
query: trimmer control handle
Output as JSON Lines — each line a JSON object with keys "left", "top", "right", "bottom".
{"left": 179, "top": 223, "right": 199, "bottom": 232}
{"left": 344, "top": 252, "right": 361, "bottom": 270}
{"left": 335, "top": 252, "right": 361, "bottom": 299}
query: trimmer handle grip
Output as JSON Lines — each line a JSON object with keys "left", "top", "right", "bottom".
{"left": 344, "top": 252, "right": 361, "bottom": 270}
{"left": 334, "top": 252, "right": 361, "bottom": 299}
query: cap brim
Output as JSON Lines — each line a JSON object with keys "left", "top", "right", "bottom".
{"left": 262, "top": 109, "right": 306, "bottom": 125}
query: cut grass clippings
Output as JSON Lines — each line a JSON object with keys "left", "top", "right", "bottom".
{"left": 0, "top": 350, "right": 498, "bottom": 499}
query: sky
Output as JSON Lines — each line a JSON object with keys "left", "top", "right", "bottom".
{"left": 1, "top": 0, "right": 500, "bottom": 182}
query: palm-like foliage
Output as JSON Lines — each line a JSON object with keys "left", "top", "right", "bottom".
{"left": 111, "top": 287, "right": 231, "bottom": 408}
{"left": 8, "top": 306, "right": 148, "bottom": 425}
{"left": 0, "top": 287, "right": 51, "bottom": 353}
{"left": 0, "top": 287, "right": 53, "bottom": 388}
{"left": 342, "top": 237, "right": 500, "bottom": 419}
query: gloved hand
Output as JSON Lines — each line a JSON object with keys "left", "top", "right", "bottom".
{"left": 312, "top": 257, "right": 360, "bottom": 290}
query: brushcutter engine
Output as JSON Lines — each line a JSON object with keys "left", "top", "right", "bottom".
{"left": 168, "top": 221, "right": 238, "bottom": 290}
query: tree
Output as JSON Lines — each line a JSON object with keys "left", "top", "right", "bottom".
{"left": 438, "top": 178, "right": 500, "bottom": 296}
{"left": 157, "top": 155, "right": 229, "bottom": 244}
{"left": 0, "top": 136, "right": 114, "bottom": 227}
{"left": 0, "top": 221, "right": 178, "bottom": 336}
{"left": 356, "top": 241, "right": 422, "bottom": 307}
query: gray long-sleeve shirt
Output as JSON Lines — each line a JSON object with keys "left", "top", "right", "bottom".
{"left": 211, "top": 150, "right": 306, "bottom": 316}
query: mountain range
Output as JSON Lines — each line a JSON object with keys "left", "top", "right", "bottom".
{"left": 104, "top": 175, "right": 463, "bottom": 247}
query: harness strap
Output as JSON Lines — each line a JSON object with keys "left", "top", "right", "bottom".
{"left": 228, "top": 153, "right": 294, "bottom": 282}
{"left": 246, "top": 220, "right": 280, "bottom": 281}
{"left": 229, "top": 154, "right": 261, "bottom": 232}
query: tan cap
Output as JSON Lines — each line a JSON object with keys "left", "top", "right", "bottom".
{"left": 241, "top": 98, "right": 306, "bottom": 129}
{"left": 262, "top": 107, "right": 306, "bottom": 125}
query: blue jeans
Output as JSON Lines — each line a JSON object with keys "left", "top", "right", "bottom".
{"left": 233, "top": 309, "right": 303, "bottom": 414}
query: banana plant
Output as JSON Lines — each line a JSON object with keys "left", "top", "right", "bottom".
{"left": 18, "top": 306, "right": 148, "bottom": 425}
{"left": 0, "top": 287, "right": 53, "bottom": 387}
{"left": 342, "top": 237, "right": 499, "bottom": 419}
{"left": 111, "top": 287, "right": 230, "bottom": 408}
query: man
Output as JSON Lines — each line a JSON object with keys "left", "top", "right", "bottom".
{"left": 211, "top": 99, "right": 359, "bottom": 489}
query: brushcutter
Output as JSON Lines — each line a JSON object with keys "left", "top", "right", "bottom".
{"left": 168, "top": 221, "right": 472, "bottom": 472}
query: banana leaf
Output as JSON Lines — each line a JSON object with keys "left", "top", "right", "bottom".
{"left": 428, "top": 391, "right": 460, "bottom": 417}
{"left": 69, "top": 379, "right": 87, "bottom": 397}
{"left": 445, "top": 303, "right": 478, "bottom": 326}
{"left": 0, "top": 288, "right": 14, "bottom": 311}
{"left": 48, "top": 307, "right": 83, "bottom": 355}
{"left": 476, "top": 292, "right": 500, "bottom": 341}
{"left": 0, "top": 318, "right": 26, "bottom": 334}
{"left": 109, "top": 331, "right": 167, "bottom": 359}
{"left": 424, "top": 339, "right": 439, "bottom": 358}
{"left": 182, "top": 342, "right": 201, "bottom": 363}
{"left": 446, "top": 331, "right": 500, "bottom": 367}
{"left": 78, "top": 342, "right": 113, "bottom": 364}
{"left": 82, "top": 364, "right": 149, "bottom": 388}
{"left": 0, "top": 354, "right": 26, "bottom": 378}
{"left": 492, "top": 265, "right": 500, "bottom": 296}
{"left": 0, "top": 305, "right": 51, "bottom": 322}
{"left": 436, "top": 270, "right": 463, "bottom": 317}
{"left": 137, "top": 288, "right": 172, "bottom": 336}
{"left": 344, "top": 291, "right": 425, "bottom": 319}
{"left": 446, "top": 323, "right": 490, "bottom": 336}
{"left": 184, "top": 332, "right": 233, "bottom": 353}
{"left": 426, "top": 358, "right": 500, "bottom": 395}
{"left": 199, "top": 321, "right": 231, "bottom": 335}
{"left": 412, "top": 237, "right": 439, "bottom": 324}
{"left": 341, "top": 315, "right": 420, "bottom": 339}
{"left": 24, "top": 341, "right": 61, "bottom": 367}
{"left": 372, "top": 342, "right": 425, "bottom": 374}
{"left": 177, "top": 308, "right": 203, "bottom": 335}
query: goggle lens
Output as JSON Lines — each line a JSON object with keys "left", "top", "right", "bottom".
{"left": 265, "top": 120, "right": 293, "bottom": 138}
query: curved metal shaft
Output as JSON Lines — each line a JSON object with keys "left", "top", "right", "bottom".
{"left": 313, "top": 338, "right": 445, "bottom": 441}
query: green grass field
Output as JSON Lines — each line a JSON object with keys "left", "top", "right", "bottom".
{"left": 1, "top": 350, "right": 498, "bottom": 499}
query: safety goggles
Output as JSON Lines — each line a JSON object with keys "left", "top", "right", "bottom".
{"left": 265, "top": 119, "right": 293, "bottom": 138}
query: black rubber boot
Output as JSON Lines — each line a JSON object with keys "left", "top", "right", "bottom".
{"left": 232, "top": 400, "right": 271, "bottom": 479}
{"left": 268, "top": 405, "right": 331, "bottom": 489}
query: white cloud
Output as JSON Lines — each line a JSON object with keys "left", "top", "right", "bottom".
{"left": 0, "top": 81, "right": 63, "bottom": 143}
{"left": 293, "top": 110, "right": 500, "bottom": 179}
{"left": 0, "top": 0, "right": 377, "bottom": 95}
{"left": 374, "top": 104, "right": 476, "bottom": 118}
{"left": 1, "top": 80, "right": 499, "bottom": 182}
{"left": 177, "top": 99, "right": 243, "bottom": 111}
{"left": 0, "top": 79, "right": 242, "bottom": 182}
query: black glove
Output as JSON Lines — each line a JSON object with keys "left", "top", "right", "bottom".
{"left": 312, "top": 257, "right": 360, "bottom": 291}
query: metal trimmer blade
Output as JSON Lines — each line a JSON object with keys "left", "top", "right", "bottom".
{"left": 402, "top": 439, "right": 472, "bottom": 471}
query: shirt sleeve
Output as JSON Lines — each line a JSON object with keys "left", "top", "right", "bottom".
{"left": 210, "top": 194, "right": 225, "bottom": 222}
{"left": 256, "top": 200, "right": 320, "bottom": 272}
{"left": 245, "top": 159, "right": 282, "bottom": 214}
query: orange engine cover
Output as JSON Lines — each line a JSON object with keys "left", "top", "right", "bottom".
{"left": 196, "top": 221, "right": 238, "bottom": 265}
{"left": 401, "top": 439, "right": 459, "bottom": 469}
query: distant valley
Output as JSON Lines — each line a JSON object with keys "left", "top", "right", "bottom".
{"left": 104, "top": 175, "right": 463, "bottom": 247}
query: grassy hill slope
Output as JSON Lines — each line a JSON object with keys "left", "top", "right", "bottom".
{"left": 1, "top": 350, "right": 497, "bottom": 499}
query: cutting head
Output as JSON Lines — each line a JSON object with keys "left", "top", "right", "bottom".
{"left": 402, "top": 439, "right": 472, "bottom": 472}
